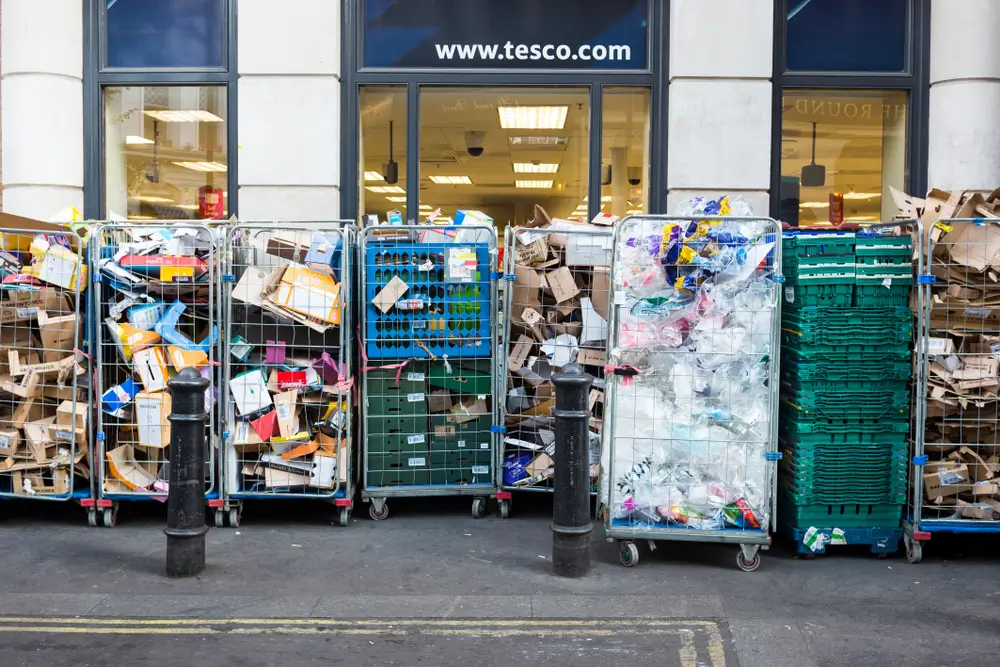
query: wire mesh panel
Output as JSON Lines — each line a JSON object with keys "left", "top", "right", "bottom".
{"left": 360, "top": 224, "right": 499, "bottom": 521}
{"left": 0, "top": 225, "right": 89, "bottom": 505}
{"left": 907, "top": 217, "right": 1000, "bottom": 558}
{"left": 220, "top": 222, "right": 354, "bottom": 527}
{"left": 601, "top": 213, "right": 781, "bottom": 570}
{"left": 92, "top": 223, "right": 218, "bottom": 525}
{"left": 499, "top": 224, "right": 613, "bottom": 513}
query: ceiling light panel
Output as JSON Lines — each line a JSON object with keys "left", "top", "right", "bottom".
{"left": 366, "top": 185, "right": 406, "bottom": 194}
{"left": 429, "top": 176, "right": 472, "bottom": 185}
{"left": 513, "top": 163, "right": 559, "bottom": 173}
{"left": 509, "top": 136, "right": 567, "bottom": 146}
{"left": 125, "top": 135, "right": 154, "bottom": 145}
{"left": 144, "top": 110, "right": 224, "bottom": 123}
{"left": 498, "top": 106, "right": 568, "bottom": 130}
{"left": 364, "top": 171, "right": 384, "bottom": 181}
{"left": 173, "top": 161, "right": 228, "bottom": 172}
{"left": 385, "top": 196, "right": 407, "bottom": 202}
{"left": 515, "top": 180, "right": 554, "bottom": 189}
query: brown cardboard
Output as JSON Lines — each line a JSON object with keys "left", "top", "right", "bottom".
{"left": 12, "top": 468, "right": 69, "bottom": 496}
{"left": 14, "top": 396, "right": 51, "bottom": 428}
{"left": 953, "top": 356, "right": 999, "bottom": 380}
{"left": 924, "top": 463, "right": 970, "bottom": 501}
{"left": 511, "top": 265, "right": 545, "bottom": 319}
{"left": 526, "top": 453, "right": 554, "bottom": 476}
{"left": 107, "top": 445, "right": 159, "bottom": 491}
{"left": 427, "top": 390, "right": 454, "bottom": 413}
{"left": 56, "top": 400, "right": 87, "bottom": 448}
{"left": 961, "top": 499, "right": 1000, "bottom": 519}
{"left": 545, "top": 266, "right": 580, "bottom": 303}
{"left": 273, "top": 390, "right": 300, "bottom": 438}
{"left": 590, "top": 268, "right": 612, "bottom": 321}
{"left": 508, "top": 335, "right": 534, "bottom": 372}
{"left": 232, "top": 420, "right": 270, "bottom": 453}
{"left": 24, "top": 417, "right": 56, "bottom": 463}
{"left": 589, "top": 388, "right": 604, "bottom": 413}
{"left": 448, "top": 398, "right": 488, "bottom": 424}
{"left": 535, "top": 381, "right": 554, "bottom": 405}
{"left": 372, "top": 275, "right": 409, "bottom": 314}
{"left": 135, "top": 392, "right": 172, "bottom": 448}
{"left": 36, "top": 311, "right": 77, "bottom": 364}
{"left": 958, "top": 446, "right": 999, "bottom": 482}
{"left": 514, "top": 236, "right": 550, "bottom": 266}
{"left": 576, "top": 347, "right": 606, "bottom": 367}
{"left": 0, "top": 429, "right": 19, "bottom": 457}
{"left": 947, "top": 207, "right": 1000, "bottom": 271}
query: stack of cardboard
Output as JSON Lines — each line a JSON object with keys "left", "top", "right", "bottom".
{"left": 95, "top": 225, "right": 219, "bottom": 494}
{"left": 502, "top": 206, "right": 614, "bottom": 490}
{"left": 228, "top": 230, "right": 347, "bottom": 493}
{"left": 895, "top": 186, "right": 1000, "bottom": 520}
{"left": 0, "top": 215, "right": 90, "bottom": 495}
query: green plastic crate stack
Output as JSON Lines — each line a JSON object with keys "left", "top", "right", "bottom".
{"left": 779, "top": 230, "right": 915, "bottom": 538}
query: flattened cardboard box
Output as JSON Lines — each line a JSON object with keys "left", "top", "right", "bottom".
{"left": 136, "top": 392, "right": 172, "bottom": 448}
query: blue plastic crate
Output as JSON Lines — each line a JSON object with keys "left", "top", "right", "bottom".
{"left": 778, "top": 521, "right": 902, "bottom": 555}
{"left": 365, "top": 242, "right": 492, "bottom": 359}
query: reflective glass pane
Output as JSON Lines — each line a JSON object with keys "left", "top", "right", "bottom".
{"left": 104, "top": 86, "right": 228, "bottom": 220}
{"left": 785, "top": 0, "right": 907, "bottom": 73}
{"left": 600, "top": 88, "right": 650, "bottom": 220}
{"left": 359, "top": 86, "right": 408, "bottom": 222}
{"left": 779, "top": 89, "right": 908, "bottom": 227}
{"left": 106, "top": 0, "right": 226, "bottom": 69}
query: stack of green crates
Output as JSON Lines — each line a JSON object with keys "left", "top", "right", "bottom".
{"left": 780, "top": 230, "right": 914, "bottom": 536}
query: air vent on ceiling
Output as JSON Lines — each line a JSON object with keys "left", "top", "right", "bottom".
{"left": 420, "top": 154, "right": 459, "bottom": 164}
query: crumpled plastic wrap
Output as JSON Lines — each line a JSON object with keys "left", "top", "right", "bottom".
{"left": 602, "top": 196, "right": 776, "bottom": 532}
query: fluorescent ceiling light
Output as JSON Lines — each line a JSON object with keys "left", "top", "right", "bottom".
{"left": 173, "top": 161, "right": 227, "bottom": 172}
{"left": 364, "top": 171, "right": 384, "bottom": 181}
{"left": 125, "top": 135, "right": 154, "bottom": 145}
{"left": 513, "top": 162, "right": 559, "bottom": 174}
{"left": 626, "top": 209, "right": 643, "bottom": 215}
{"left": 429, "top": 176, "right": 472, "bottom": 185}
{"left": 509, "top": 136, "right": 567, "bottom": 146}
{"left": 385, "top": 196, "right": 407, "bottom": 202}
{"left": 799, "top": 202, "right": 829, "bottom": 209}
{"left": 366, "top": 185, "right": 406, "bottom": 194}
{"left": 144, "top": 110, "right": 224, "bottom": 123}
{"left": 498, "top": 106, "right": 568, "bottom": 130}
{"left": 419, "top": 205, "right": 433, "bottom": 210}
{"left": 583, "top": 196, "right": 613, "bottom": 203}
{"left": 128, "top": 215, "right": 155, "bottom": 220}
{"left": 842, "top": 192, "right": 882, "bottom": 200}
{"left": 848, "top": 215, "right": 882, "bottom": 222}
{"left": 130, "top": 195, "right": 174, "bottom": 204}
{"left": 515, "top": 180, "right": 554, "bottom": 189}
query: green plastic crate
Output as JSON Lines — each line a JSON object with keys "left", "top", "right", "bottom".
{"left": 782, "top": 282, "right": 854, "bottom": 308}
{"left": 781, "top": 306, "right": 912, "bottom": 346}
{"left": 781, "top": 470, "right": 909, "bottom": 504}
{"left": 778, "top": 413, "right": 910, "bottom": 436}
{"left": 779, "top": 494, "right": 904, "bottom": 529}
{"left": 783, "top": 232, "right": 856, "bottom": 258}
{"left": 854, "top": 283, "right": 911, "bottom": 307}
{"left": 781, "top": 375, "right": 909, "bottom": 394}
{"left": 782, "top": 256, "right": 856, "bottom": 281}
{"left": 780, "top": 391, "right": 910, "bottom": 421}
{"left": 781, "top": 358, "right": 912, "bottom": 383}
{"left": 366, "top": 363, "right": 428, "bottom": 394}
{"left": 782, "top": 339, "right": 911, "bottom": 363}
{"left": 780, "top": 330, "right": 911, "bottom": 357}
{"left": 780, "top": 421, "right": 909, "bottom": 445}
{"left": 428, "top": 359, "right": 492, "bottom": 396}
{"left": 854, "top": 234, "right": 913, "bottom": 257}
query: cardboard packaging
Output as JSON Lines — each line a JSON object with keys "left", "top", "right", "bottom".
{"left": 270, "top": 264, "right": 342, "bottom": 325}
{"left": 36, "top": 311, "right": 77, "bottom": 363}
{"left": 924, "top": 463, "right": 970, "bottom": 501}
{"left": 133, "top": 347, "right": 169, "bottom": 393}
{"left": 135, "top": 392, "right": 172, "bottom": 448}
{"left": 107, "top": 445, "right": 159, "bottom": 491}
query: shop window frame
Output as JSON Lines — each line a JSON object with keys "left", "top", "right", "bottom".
{"left": 340, "top": 0, "right": 668, "bottom": 222}
{"left": 769, "top": 0, "right": 930, "bottom": 222}
{"left": 82, "top": 0, "right": 239, "bottom": 219}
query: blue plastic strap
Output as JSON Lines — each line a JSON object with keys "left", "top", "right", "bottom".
{"left": 772, "top": 275, "right": 786, "bottom": 284}
{"left": 490, "top": 425, "right": 507, "bottom": 434}
{"left": 94, "top": 273, "right": 102, "bottom": 283}
{"left": 765, "top": 451, "right": 782, "bottom": 461}
{"left": 502, "top": 273, "right": 516, "bottom": 281}
{"left": 918, "top": 275, "right": 936, "bottom": 284}
{"left": 913, "top": 455, "right": 928, "bottom": 465}
{"left": 222, "top": 273, "right": 236, "bottom": 283}
{"left": 96, "top": 432, "right": 105, "bottom": 441}
{"left": 222, "top": 431, "right": 230, "bottom": 440}
{"left": 490, "top": 271, "right": 503, "bottom": 280}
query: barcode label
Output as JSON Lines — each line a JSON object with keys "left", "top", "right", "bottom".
{"left": 16, "top": 307, "right": 38, "bottom": 318}
{"left": 457, "top": 440, "right": 466, "bottom": 448}
{"left": 276, "top": 403, "right": 291, "bottom": 421}
{"left": 407, "top": 372, "right": 425, "bottom": 382}
{"left": 480, "top": 442, "right": 489, "bottom": 450}
{"left": 407, "top": 393, "right": 425, "bottom": 402}
{"left": 407, "top": 434, "right": 425, "bottom": 445}
{"left": 471, "top": 466, "right": 489, "bottom": 475}
{"left": 408, "top": 457, "right": 426, "bottom": 467}
{"left": 55, "top": 430, "right": 73, "bottom": 441}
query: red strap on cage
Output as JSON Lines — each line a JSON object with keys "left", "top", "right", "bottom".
{"left": 605, "top": 364, "right": 641, "bottom": 387}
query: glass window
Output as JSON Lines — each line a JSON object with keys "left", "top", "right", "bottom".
{"left": 779, "top": 89, "right": 908, "bottom": 227}
{"left": 359, "top": 86, "right": 408, "bottom": 222}
{"left": 785, "top": 0, "right": 908, "bottom": 73}
{"left": 599, "top": 88, "right": 650, "bottom": 220}
{"left": 106, "top": 0, "right": 226, "bottom": 69}
{"left": 104, "top": 86, "right": 228, "bottom": 220}
{"left": 417, "top": 86, "right": 590, "bottom": 237}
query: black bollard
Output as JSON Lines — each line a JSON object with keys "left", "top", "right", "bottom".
{"left": 164, "top": 367, "right": 210, "bottom": 578}
{"left": 551, "top": 362, "right": 594, "bottom": 577}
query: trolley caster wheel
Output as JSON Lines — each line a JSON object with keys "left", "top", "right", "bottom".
{"left": 471, "top": 498, "right": 486, "bottom": 519}
{"left": 228, "top": 508, "right": 241, "bottom": 528}
{"left": 618, "top": 541, "right": 639, "bottom": 567}
{"left": 736, "top": 551, "right": 761, "bottom": 572}
{"left": 214, "top": 510, "right": 225, "bottom": 528}
{"left": 87, "top": 509, "right": 98, "bottom": 528}
{"left": 102, "top": 508, "right": 117, "bottom": 528}
{"left": 905, "top": 538, "right": 923, "bottom": 564}
{"left": 498, "top": 499, "right": 510, "bottom": 519}
{"left": 369, "top": 503, "right": 389, "bottom": 521}
{"left": 337, "top": 507, "right": 350, "bottom": 527}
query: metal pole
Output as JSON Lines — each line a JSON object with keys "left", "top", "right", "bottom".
{"left": 551, "top": 362, "right": 594, "bottom": 577}
{"left": 164, "top": 367, "right": 210, "bottom": 577}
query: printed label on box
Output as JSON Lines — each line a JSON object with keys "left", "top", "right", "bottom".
{"left": 471, "top": 466, "right": 489, "bottom": 475}
{"left": 407, "top": 372, "right": 426, "bottom": 382}
{"left": 457, "top": 440, "right": 466, "bottom": 448}
{"left": 965, "top": 308, "right": 991, "bottom": 319}
{"left": 408, "top": 457, "right": 426, "bottom": 467}
{"left": 407, "top": 434, "right": 426, "bottom": 445}
{"left": 16, "top": 307, "right": 38, "bottom": 319}
{"left": 446, "top": 247, "right": 477, "bottom": 282}
{"left": 276, "top": 403, "right": 291, "bottom": 422}
{"left": 480, "top": 442, "right": 489, "bottom": 449}
{"left": 407, "top": 393, "right": 425, "bottom": 402}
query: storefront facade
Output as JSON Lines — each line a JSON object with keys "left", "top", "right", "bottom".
{"left": 1, "top": 0, "right": 998, "bottom": 225}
